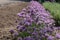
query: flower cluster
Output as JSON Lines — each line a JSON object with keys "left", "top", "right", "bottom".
{"left": 9, "top": 1, "right": 60, "bottom": 40}
{"left": 18, "top": 1, "right": 55, "bottom": 27}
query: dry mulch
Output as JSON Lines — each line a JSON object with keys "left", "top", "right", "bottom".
{"left": 0, "top": 1, "right": 28, "bottom": 40}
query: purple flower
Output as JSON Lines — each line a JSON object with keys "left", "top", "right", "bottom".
{"left": 25, "top": 22, "right": 31, "bottom": 26}
{"left": 17, "top": 25, "right": 20, "bottom": 29}
{"left": 17, "top": 37, "right": 22, "bottom": 40}
{"left": 24, "top": 36, "right": 34, "bottom": 40}
{"left": 22, "top": 8, "right": 26, "bottom": 12}
{"left": 57, "top": 27, "right": 60, "bottom": 30}
{"left": 45, "top": 33, "right": 49, "bottom": 37}
{"left": 55, "top": 33, "right": 60, "bottom": 39}
{"left": 13, "top": 32, "right": 19, "bottom": 37}
{"left": 32, "top": 31, "right": 37, "bottom": 35}
{"left": 17, "top": 12, "right": 26, "bottom": 17}
{"left": 47, "top": 36, "right": 54, "bottom": 40}
{"left": 47, "top": 27, "right": 53, "bottom": 32}
{"left": 9, "top": 29, "right": 15, "bottom": 34}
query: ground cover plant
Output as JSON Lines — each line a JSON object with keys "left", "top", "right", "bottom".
{"left": 9, "top": 1, "right": 60, "bottom": 40}
{"left": 43, "top": 2, "right": 60, "bottom": 26}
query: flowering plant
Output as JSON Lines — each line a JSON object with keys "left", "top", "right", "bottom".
{"left": 9, "top": 1, "right": 60, "bottom": 40}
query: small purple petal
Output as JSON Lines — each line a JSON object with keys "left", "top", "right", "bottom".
{"left": 55, "top": 33, "right": 60, "bottom": 39}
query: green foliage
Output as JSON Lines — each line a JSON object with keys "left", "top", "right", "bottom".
{"left": 38, "top": 0, "right": 45, "bottom": 3}
{"left": 31, "top": 22, "right": 45, "bottom": 28}
{"left": 55, "top": 0, "right": 60, "bottom": 2}
{"left": 38, "top": 0, "right": 55, "bottom": 3}
{"left": 18, "top": 32, "right": 31, "bottom": 38}
{"left": 43, "top": 2, "right": 60, "bottom": 26}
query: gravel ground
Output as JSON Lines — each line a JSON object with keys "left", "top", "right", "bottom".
{"left": 0, "top": 1, "right": 28, "bottom": 40}
{"left": 0, "top": 0, "right": 12, "bottom": 4}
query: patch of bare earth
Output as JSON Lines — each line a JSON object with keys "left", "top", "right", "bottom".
{"left": 0, "top": 1, "right": 28, "bottom": 40}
